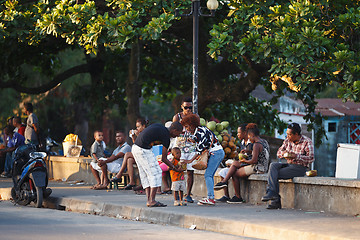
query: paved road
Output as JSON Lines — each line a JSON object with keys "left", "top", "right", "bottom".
{"left": 0, "top": 201, "right": 257, "bottom": 240}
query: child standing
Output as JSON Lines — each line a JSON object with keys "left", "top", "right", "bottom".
{"left": 90, "top": 130, "right": 108, "bottom": 189}
{"left": 169, "top": 147, "right": 187, "bottom": 206}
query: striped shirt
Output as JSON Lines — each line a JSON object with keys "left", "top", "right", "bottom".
{"left": 277, "top": 135, "right": 314, "bottom": 167}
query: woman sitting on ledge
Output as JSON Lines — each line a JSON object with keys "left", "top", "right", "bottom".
{"left": 214, "top": 123, "right": 270, "bottom": 204}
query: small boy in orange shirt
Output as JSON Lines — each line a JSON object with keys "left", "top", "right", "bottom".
{"left": 170, "top": 147, "right": 186, "bottom": 206}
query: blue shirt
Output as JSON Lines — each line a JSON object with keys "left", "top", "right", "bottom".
{"left": 112, "top": 142, "right": 131, "bottom": 165}
{"left": 7, "top": 132, "right": 25, "bottom": 148}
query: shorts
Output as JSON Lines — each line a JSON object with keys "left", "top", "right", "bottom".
{"left": 219, "top": 167, "right": 229, "bottom": 179}
{"left": 171, "top": 180, "right": 186, "bottom": 192}
{"left": 180, "top": 152, "right": 197, "bottom": 171}
{"left": 243, "top": 165, "right": 256, "bottom": 176}
{"left": 90, "top": 158, "right": 121, "bottom": 173}
{"left": 132, "top": 145, "right": 162, "bottom": 189}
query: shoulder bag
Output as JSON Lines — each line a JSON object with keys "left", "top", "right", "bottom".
{"left": 191, "top": 131, "right": 215, "bottom": 170}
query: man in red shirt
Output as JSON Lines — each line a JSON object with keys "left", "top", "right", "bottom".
{"left": 12, "top": 117, "right": 26, "bottom": 136}
{"left": 261, "top": 123, "right": 314, "bottom": 209}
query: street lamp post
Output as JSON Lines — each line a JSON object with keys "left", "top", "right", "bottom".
{"left": 176, "top": 0, "right": 219, "bottom": 114}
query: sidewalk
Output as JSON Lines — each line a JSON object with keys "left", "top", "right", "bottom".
{"left": 0, "top": 178, "right": 359, "bottom": 240}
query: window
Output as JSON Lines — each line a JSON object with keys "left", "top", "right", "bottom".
{"left": 349, "top": 122, "right": 360, "bottom": 144}
{"left": 328, "top": 122, "right": 337, "bottom": 132}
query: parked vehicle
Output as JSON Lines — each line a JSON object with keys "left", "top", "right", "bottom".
{"left": 46, "top": 137, "right": 59, "bottom": 156}
{"left": 11, "top": 144, "right": 52, "bottom": 208}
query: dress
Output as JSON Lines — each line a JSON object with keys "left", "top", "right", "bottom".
{"left": 254, "top": 139, "right": 270, "bottom": 173}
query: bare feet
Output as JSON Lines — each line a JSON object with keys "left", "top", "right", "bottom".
{"left": 90, "top": 183, "right": 101, "bottom": 189}
{"left": 93, "top": 184, "right": 108, "bottom": 190}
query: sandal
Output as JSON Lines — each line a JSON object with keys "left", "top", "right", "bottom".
{"left": 110, "top": 177, "right": 122, "bottom": 183}
{"left": 124, "top": 184, "right": 136, "bottom": 190}
{"left": 148, "top": 201, "right": 167, "bottom": 207}
{"left": 133, "top": 185, "right": 143, "bottom": 191}
{"left": 161, "top": 190, "right": 172, "bottom": 194}
{"left": 135, "top": 190, "right": 146, "bottom": 195}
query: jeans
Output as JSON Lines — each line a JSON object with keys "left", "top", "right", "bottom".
{"left": 4, "top": 152, "right": 14, "bottom": 173}
{"left": 267, "top": 162, "right": 307, "bottom": 196}
{"left": 204, "top": 149, "right": 225, "bottom": 199}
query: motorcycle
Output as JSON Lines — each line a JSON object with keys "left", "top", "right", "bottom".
{"left": 45, "top": 136, "right": 59, "bottom": 156}
{"left": 11, "top": 144, "right": 52, "bottom": 208}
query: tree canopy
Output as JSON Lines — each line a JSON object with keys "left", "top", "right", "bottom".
{"left": 208, "top": 0, "right": 360, "bottom": 132}
{"left": 2, "top": 0, "right": 359, "bottom": 141}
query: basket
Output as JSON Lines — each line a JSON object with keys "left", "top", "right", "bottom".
{"left": 62, "top": 142, "right": 82, "bottom": 157}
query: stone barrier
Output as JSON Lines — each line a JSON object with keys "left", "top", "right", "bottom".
{"left": 46, "top": 156, "right": 360, "bottom": 216}
{"left": 46, "top": 156, "right": 95, "bottom": 184}
{"left": 193, "top": 169, "right": 360, "bottom": 216}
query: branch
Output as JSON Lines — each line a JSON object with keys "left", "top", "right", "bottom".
{"left": 1, "top": 63, "right": 90, "bottom": 94}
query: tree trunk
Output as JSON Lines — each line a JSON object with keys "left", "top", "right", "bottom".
{"left": 126, "top": 39, "right": 142, "bottom": 129}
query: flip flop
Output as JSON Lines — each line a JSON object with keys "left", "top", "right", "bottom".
{"left": 124, "top": 184, "right": 136, "bottom": 190}
{"left": 148, "top": 201, "right": 167, "bottom": 207}
{"left": 161, "top": 190, "right": 172, "bottom": 194}
{"left": 133, "top": 185, "right": 143, "bottom": 191}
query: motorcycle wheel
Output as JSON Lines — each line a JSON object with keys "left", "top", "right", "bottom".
{"left": 17, "top": 182, "right": 31, "bottom": 206}
{"left": 35, "top": 187, "right": 43, "bottom": 208}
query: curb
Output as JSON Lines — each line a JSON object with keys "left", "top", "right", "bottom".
{"left": 0, "top": 187, "right": 352, "bottom": 240}
{"left": 46, "top": 196, "right": 347, "bottom": 240}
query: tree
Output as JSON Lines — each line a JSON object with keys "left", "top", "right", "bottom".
{"left": 0, "top": 0, "right": 176, "bottom": 129}
{"left": 0, "top": 0, "right": 297, "bottom": 138}
{"left": 207, "top": 0, "right": 360, "bottom": 141}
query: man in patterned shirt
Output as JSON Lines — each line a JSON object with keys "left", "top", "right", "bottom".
{"left": 261, "top": 123, "right": 314, "bottom": 209}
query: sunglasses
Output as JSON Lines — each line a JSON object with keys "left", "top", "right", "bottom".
{"left": 183, "top": 106, "right": 193, "bottom": 110}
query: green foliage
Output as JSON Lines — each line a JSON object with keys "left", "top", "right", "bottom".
{"left": 209, "top": 0, "right": 360, "bottom": 96}
{"left": 202, "top": 96, "right": 287, "bottom": 137}
{"left": 3, "top": 0, "right": 357, "bottom": 145}
{"left": 140, "top": 95, "right": 174, "bottom": 124}
{"left": 0, "top": 88, "right": 21, "bottom": 129}
{"left": 207, "top": 0, "right": 360, "bottom": 143}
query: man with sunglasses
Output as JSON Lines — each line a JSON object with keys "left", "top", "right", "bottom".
{"left": 172, "top": 97, "right": 197, "bottom": 203}
{"left": 172, "top": 96, "right": 194, "bottom": 122}
{"left": 261, "top": 123, "right": 314, "bottom": 209}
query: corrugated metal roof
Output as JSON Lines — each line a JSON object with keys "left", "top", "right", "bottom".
{"left": 315, "top": 99, "right": 360, "bottom": 116}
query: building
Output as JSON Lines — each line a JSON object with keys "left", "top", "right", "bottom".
{"left": 314, "top": 99, "right": 360, "bottom": 177}
{"left": 252, "top": 86, "right": 360, "bottom": 177}
{"left": 251, "top": 86, "right": 311, "bottom": 139}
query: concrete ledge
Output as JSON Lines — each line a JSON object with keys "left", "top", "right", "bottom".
{"left": 46, "top": 156, "right": 96, "bottom": 184}
{"left": 0, "top": 187, "right": 11, "bottom": 200}
{"left": 45, "top": 156, "right": 360, "bottom": 216}
{"left": 193, "top": 169, "right": 360, "bottom": 216}
{"left": 249, "top": 174, "right": 360, "bottom": 188}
